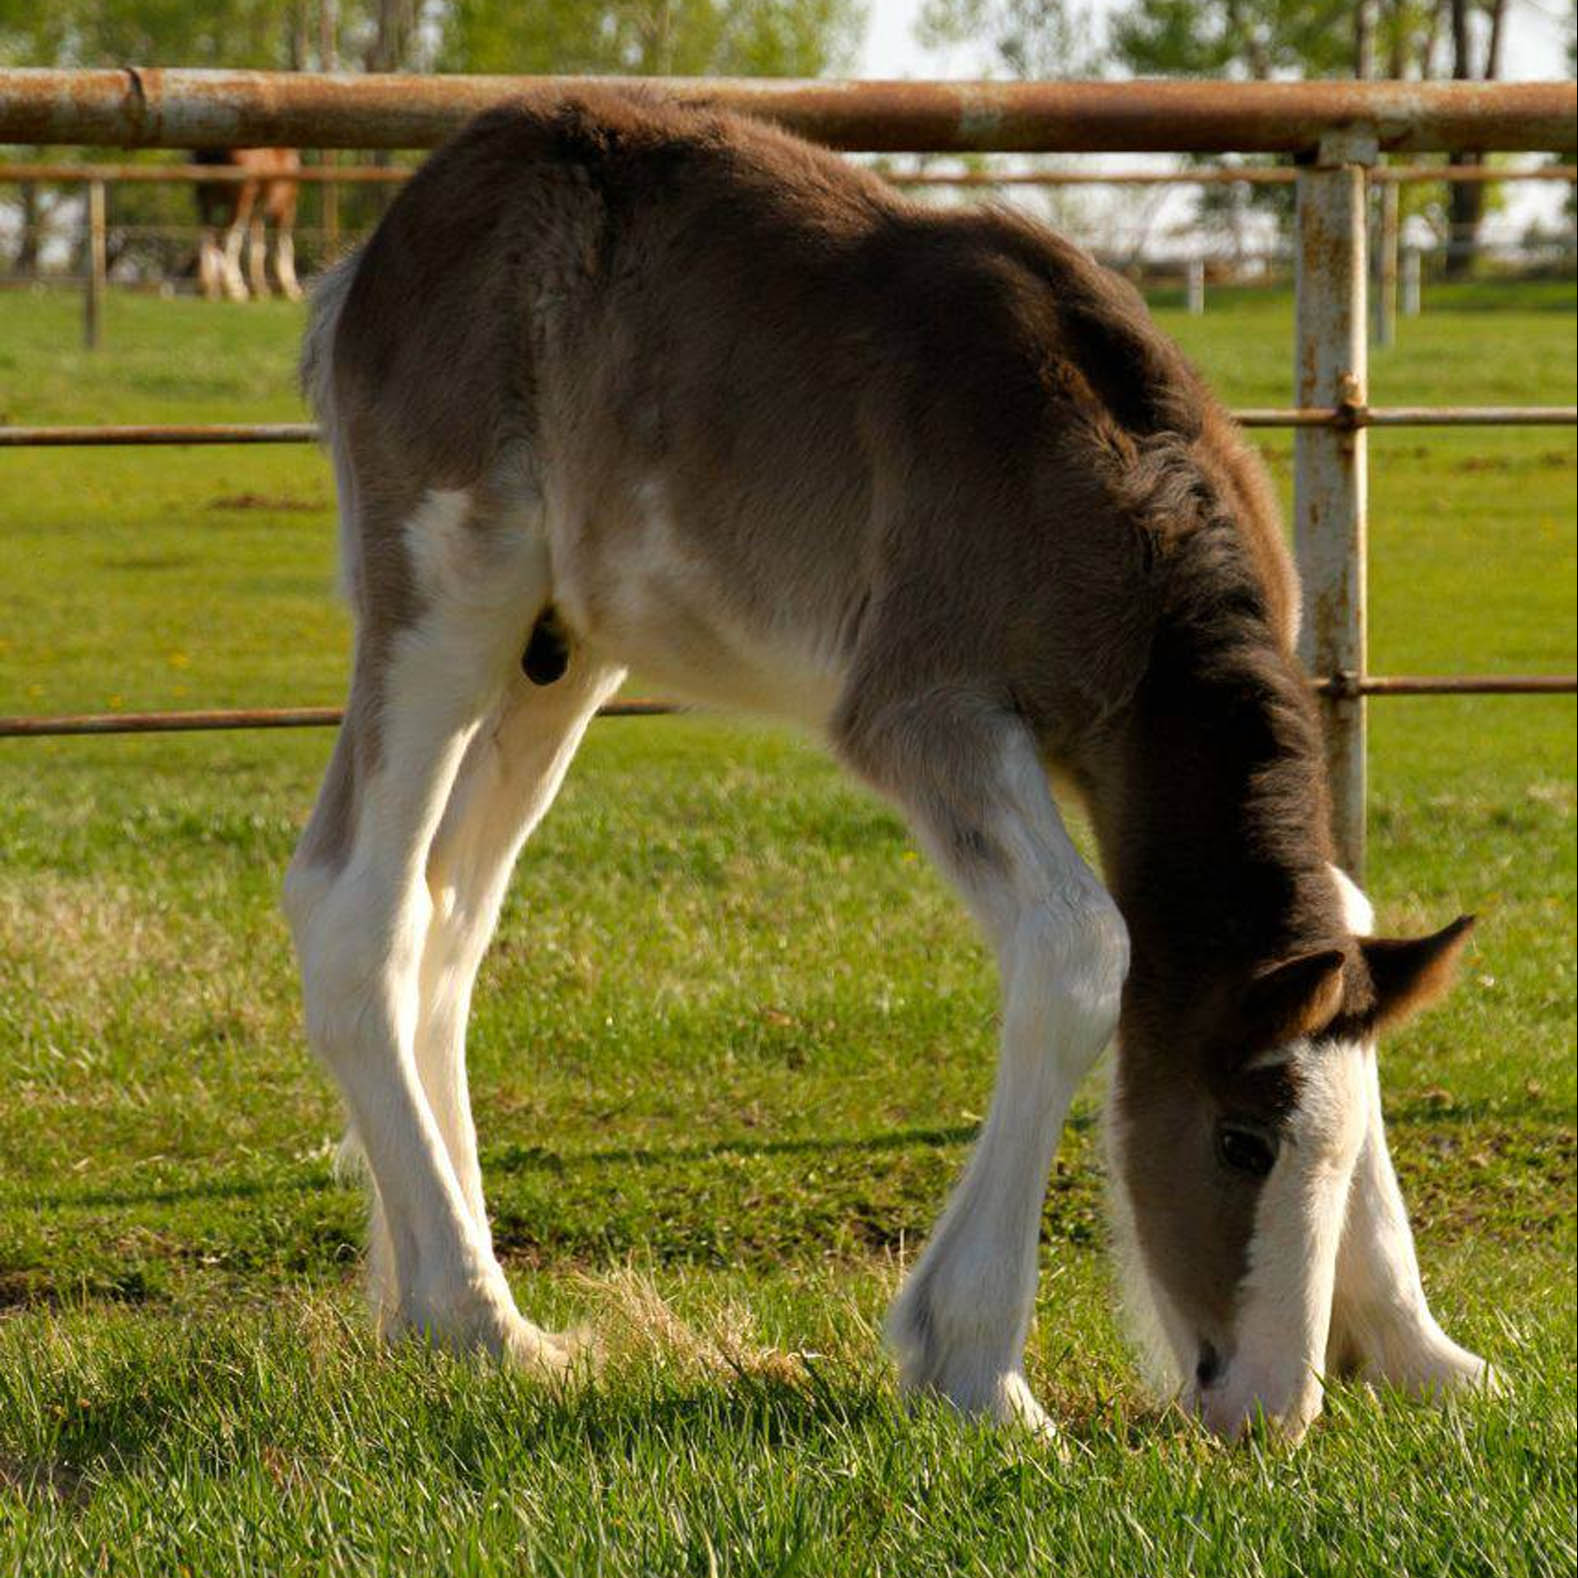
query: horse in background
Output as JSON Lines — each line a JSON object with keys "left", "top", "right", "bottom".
{"left": 195, "top": 148, "right": 303, "bottom": 303}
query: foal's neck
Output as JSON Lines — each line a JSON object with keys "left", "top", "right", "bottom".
{"left": 1088, "top": 528, "right": 1343, "bottom": 996}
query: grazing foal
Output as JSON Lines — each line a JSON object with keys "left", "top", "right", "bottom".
{"left": 285, "top": 92, "right": 1490, "bottom": 1439}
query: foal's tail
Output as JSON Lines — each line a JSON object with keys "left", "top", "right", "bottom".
{"left": 299, "top": 252, "right": 365, "bottom": 613}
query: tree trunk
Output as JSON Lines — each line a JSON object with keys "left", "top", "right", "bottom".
{"left": 1444, "top": 0, "right": 1482, "bottom": 280}
{"left": 1355, "top": 0, "right": 1376, "bottom": 78}
{"left": 1418, "top": 0, "right": 1447, "bottom": 79}
{"left": 10, "top": 181, "right": 42, "bottom": 276}
{"left": 1385, "top": 0, "right": 1408, "bottom": 79}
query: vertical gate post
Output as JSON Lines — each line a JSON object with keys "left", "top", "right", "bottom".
{"left": 1374, "top": 176, "right": 1399, "bottom": 346}
{"left": 1294, "top": 130, "right": 1375, "bottom": 879}
{"left": 83, "top": 176, "right": 106, "bottom": 351}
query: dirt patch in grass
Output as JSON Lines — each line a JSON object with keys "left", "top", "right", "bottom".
{"left": 208, "top": 492, "right": 326, "bottom": 512}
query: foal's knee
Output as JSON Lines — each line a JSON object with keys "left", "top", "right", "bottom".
{"left": 284, "top": 848, "right": 427, "bottom": 1065}
{"left": 1011, "top": 885, "right": 1128, "bottom": 1068}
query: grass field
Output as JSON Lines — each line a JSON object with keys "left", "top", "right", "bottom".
{"left": 0, "top": 279, "right": 1574, "bottom": 1575}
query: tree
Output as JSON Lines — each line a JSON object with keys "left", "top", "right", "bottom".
{"left": 914, "top": 0, "right": 1097, "bottom": 80}
{"left": 1441, "top": 0, "right": 1509, "bottom": 276}
{"left": 440, "top": 0, "right": 864, "bottom": 79}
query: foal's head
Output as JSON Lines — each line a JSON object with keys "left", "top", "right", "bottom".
{"left": 1107, "top": 880, "right": 1474, "bottom": 1440}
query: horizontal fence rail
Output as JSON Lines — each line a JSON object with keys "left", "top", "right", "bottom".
{"left": 4, "top": 676, "right": 1573, "bottom": 740}
{"left": 3, "top": 71, "right": 1575, "bottom": 871}
{"left": 0, "top": 702, "right": 681, "bottom": 737}
{"left": 1, "top": 71, "right": 1574, "bottom": 154}
{"left": 3, "top": 160, "right": 1574, "bottom": 186}
{"left": 5, "top": 408, "right": 1575, "bottom": 447}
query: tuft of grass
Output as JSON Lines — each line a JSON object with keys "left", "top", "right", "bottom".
{"left": 0, "top": 281, "right": 1572, "bottom": 1573}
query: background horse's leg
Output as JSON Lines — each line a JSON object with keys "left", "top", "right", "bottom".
{"left": 246, "top": 212, "right": 270, "bottom": 299}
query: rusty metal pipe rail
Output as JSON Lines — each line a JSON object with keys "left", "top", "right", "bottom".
{"left": 3, "top": 677, "right": 1572, "bottom": 739}
{"left": 1234, "top": 405, "right": 1578, "bottom": 429}
{"left": 5, "top": 406, "right": 1575, "bottom": 448}
{"left": 0, "top": 701, "right": 682, "bottom": 737}
{"left": 3, "top": 160, "right": 1573, "bottom": 186}
{"left": 1, "top": 71, "right": 1573, "bottom": 154}
{"left": 0, "top": 161, "right": 407, "bottom": 183}
{"left": 0, "top": 423, "right": 320, "bottom": 446}
{"left": 896, "top": 164, "right": 1578, "bottom": 187}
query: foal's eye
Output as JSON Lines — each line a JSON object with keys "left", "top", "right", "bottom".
{"left": 1216, "top": 1121, "right": 1279, "bottom": 1178}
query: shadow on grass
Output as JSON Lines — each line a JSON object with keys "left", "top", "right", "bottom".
{"left": 21, "top": 1119, "right": 1025, "bottom": 1212}
{"left": 23, "top": 1101, "right": 1567, "bottom": 1216}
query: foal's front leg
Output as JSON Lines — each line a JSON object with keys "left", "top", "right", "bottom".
{"left": 836, "top": 692, "right": 1128, "bottom": 1432}
{"left": 1327, "top": 1051, "right": 1493, "bottom": 1396}
{"left": 1324, "top": 866, "right": 1491, "bottom": 1397}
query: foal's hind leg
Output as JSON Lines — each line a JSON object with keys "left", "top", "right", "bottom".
{"left": 833, "top": 686, "right": 1128, "bottom": 1433}
{"left": 356, "top": 653, "right": 624, "bottom": 1322}
{"left": 285, "top": 488, "right": 559, "bottom": 1365}
{"left": 1327, "top": 1054, "right": 1493, "bottom": 1397}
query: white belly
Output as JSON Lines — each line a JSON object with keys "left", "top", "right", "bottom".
{"left": 549, "top": 481, "right": 848, "bottom": 730}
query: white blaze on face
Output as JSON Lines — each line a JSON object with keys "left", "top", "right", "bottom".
{"left": 1195, "top": 1036, "right": 1370, "bottom": 1440}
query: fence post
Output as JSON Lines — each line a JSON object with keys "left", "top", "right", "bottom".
{"left": 83, "top": 176, "right": 106, "bottom": 350}
{"left": 1373, "top": 176, "right": 1399, "bottom": 346}
{"left": 1294, "top": 129, "right": 1374, "bottom": 879}
{"left": 1187, "top": 256, "right": 1205, "bottom": 315}
{"left": 1402, "top": 245, "right": 1422, "bottom": 317}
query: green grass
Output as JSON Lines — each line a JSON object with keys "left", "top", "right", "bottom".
{"left": 0, "top": 282, "right": 1574, "bottom": 1575}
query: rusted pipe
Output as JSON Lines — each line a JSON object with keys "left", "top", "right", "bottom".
{"left": 0, "top": 700, "right": 681, "bottom": 737}
{"left": 2, "top": 681, "right": 1569, "bottom": 739}
{"left": 0, "top": 423, "right": 320, "bottom": 446}
{"left": 0, "top": 161, "right": 408, "bottom": 183}
{"left": 896, "top": 163, "right": 1577, "bottom": 187}
{"left": 0, "top": 71, "right": 1572, "bottom": 154}
{"left": 1295, "top": 131, "right": 1374, "bottom": 878}
{"left": 1233, "top": 405, "right": 1578, "bottom": 428}
{"left": 6, "top": 407, "right": 1572, "bottom": 447}
{"left": 4, "top": 160, "right": 1572, "bottom": 187}
{"left": 1313, "top": 674, "right": 1576, "bottom": 697}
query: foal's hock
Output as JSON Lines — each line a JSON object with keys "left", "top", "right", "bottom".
{"left": 285, "top": 90, "right": 1490, "bottom": 1440}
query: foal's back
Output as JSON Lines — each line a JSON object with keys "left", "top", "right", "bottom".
{"left": 324, "top": 90, "right": 1296, "bottom": 738}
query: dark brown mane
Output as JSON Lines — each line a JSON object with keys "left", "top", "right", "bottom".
{"left": 1097, "top": 443, "right": 1342, "bottom": 993}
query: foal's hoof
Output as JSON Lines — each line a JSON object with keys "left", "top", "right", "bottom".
{"left": 382, "top": 1283, "right": 577, "bottom": 1381}
{"left": 1394, "top": 1341, "right": 1501, "bottom": 1402}
{"left": 898, "top": 1364, "right": 1061, "bottom": 1446}
{"left": 990, "top": 1372, "right": 1061, "bottom": 1444}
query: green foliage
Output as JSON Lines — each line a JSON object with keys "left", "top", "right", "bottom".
{"left": 915, "top": 0, "right": 1097, "bottom": 78}
{"left": 438, "top": 0, "right": 865, "bottom": 78}
{"left": 0, "top": 0, "right": 312, "bottom": 71}
{"left": 1108, "top": 0, "right": 1355, "bottom": 79}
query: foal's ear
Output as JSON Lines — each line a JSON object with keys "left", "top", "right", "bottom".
{"left": 1244, "top": 948, "right": 1347, "bottom": 1046}
{"left": 1360, "top": 915, "right": 1476, "bottom": 1032}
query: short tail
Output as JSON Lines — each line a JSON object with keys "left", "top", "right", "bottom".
{"left": 299, "top": 253, "right": 365, "bottom": 612}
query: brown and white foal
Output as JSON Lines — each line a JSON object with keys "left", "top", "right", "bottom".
{"left": 285, "top": 92, "right": 1490, "bottom": 1440}
{"left": 196, "top": 148, "right": 303, "bottom": 302}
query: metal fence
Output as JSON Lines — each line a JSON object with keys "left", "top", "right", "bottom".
{"left": 2, "top": 69, "right": 1576, "bottom": 876}
{"left": 6, "top": 157, "right": 1573, "bottom": 338}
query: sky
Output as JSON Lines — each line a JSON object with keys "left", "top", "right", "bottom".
{"left": 858, "top": 0, "right": 1575, "bottom": 82}
{"left": 854, "top": 0, "right": 1575, "bottom": 243}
